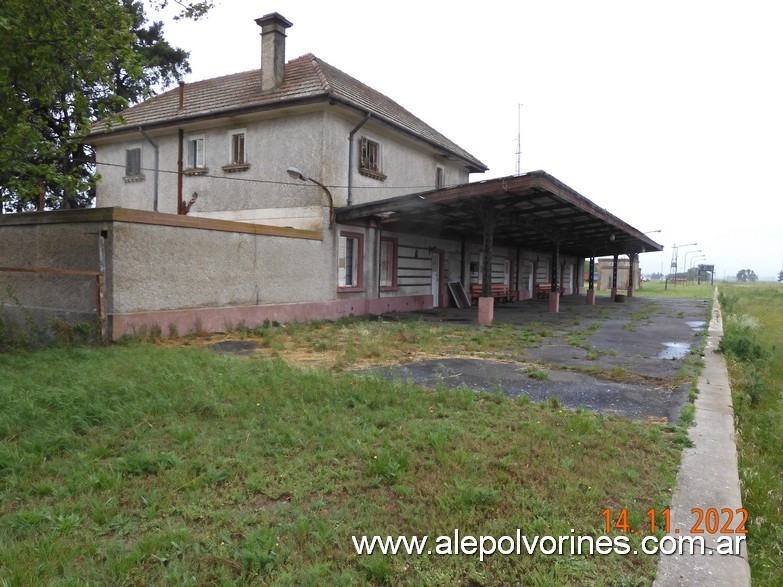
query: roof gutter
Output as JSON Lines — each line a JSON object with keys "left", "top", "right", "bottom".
{"left": 138, "top": 127, "right": 159, "bottom": 212}
{"left": 347, "top": 111, "right": 372, "bottom": 206}
{"left": 86, "top": 95, "right": 331, "bottom": 141}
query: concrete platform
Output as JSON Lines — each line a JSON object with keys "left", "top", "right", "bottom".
{"left": 653, "top": 291, "right": 750, "bottom": 586}
{"left": 368, "top": 293, "right": 710, "bottom": 424}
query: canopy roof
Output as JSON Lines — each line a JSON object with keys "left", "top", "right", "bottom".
{"left": 337, "top": 171, "right": 661, "bottom": 257}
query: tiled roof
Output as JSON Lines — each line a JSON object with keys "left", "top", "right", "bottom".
{"left": 89, "top": 54, "right": 487, "bottom": 172}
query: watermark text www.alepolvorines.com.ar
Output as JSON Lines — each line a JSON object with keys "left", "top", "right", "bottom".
{"left": 351, "top": 529, "right": 746, "bottom": 562}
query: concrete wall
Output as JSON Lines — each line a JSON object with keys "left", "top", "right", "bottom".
{"left": 0, "top": 215, "right": 106, "bottom": 326}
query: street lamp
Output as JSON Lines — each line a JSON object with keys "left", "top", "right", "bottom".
{"left": 683, "top": 249, "right": 702, "bottom": 273}
{"left": 670, "top": 242, "right": 697, "bottom": 287}
{"left": 687, "top": 255, "right": 706, "bottom": 284}
{"left": 690, "top": 255, "right": 706, "bottom": 269}
{"left": 286, "top": 166, "right": 335, "bottom": 229}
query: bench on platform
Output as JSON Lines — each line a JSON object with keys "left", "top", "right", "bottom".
{"left": 534, "top": 284, "right": 564, "bottom": 299}
{"left": 469, "top": 284, "right": 517, "bottom": 305}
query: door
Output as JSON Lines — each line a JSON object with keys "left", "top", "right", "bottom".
{"left": 527, "top": 262, "right": 535, "bottom": 296}
{"left": 564, "top": 263, "right": 573, "bottom": 294}
{"left": 431, "top": 252, "right": 441, "bottom": 308}
{"left": 503, "top": 259, "right": 511, "bottom": 288}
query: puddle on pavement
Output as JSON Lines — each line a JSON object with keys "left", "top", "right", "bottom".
{"left": 657, "top": 342, "right": 690, "bottom": 360}
{"left": 686, "top": 321, "right": 706, "bottom": 332}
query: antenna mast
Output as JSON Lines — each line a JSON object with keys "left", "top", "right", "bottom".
{"left": 515, "top": 103, "right": 523, "bottom": 175}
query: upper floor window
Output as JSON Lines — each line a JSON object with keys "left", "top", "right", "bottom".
{"left": 359, "top": 136, "right": 386, "bottom": 181}
{"left": 125, "top": 148, "right": 141, "bottom": 176}
{"left": 186, "top": 135, "right": 205, "bottom": 170}
{"left": 223, "top": 129, "right": 250, "bottom": 172}
{"left": 231, "top": 132, "right": 245, "bottom": 165}
{"left": 123, "top": 146, "right": 144, "bottom": 182}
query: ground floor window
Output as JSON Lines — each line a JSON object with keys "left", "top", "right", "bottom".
{"left": 379, "top": 237, "right": 398, "bottom": 289}
{"left": 338, "top": 232, "right": 364, "bottom": 290}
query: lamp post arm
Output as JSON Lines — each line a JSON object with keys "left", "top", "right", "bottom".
{"left": 308, "top": 177, "right": 335, "bottom": 229}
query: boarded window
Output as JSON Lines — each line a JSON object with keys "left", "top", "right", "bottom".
{"left": 125, "top": 148, "right": 141, "bottom": 176}
{"left": 379, "top": 238, "right": 397, "bottom": 288}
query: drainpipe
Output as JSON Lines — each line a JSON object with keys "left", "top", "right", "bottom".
{"left": 347, "top": 112, "right": 372, "bottom": 206}
{"left": 177, "top": 129, "right": 184, "bottom": 213}
{"left": 377, "top": 221, "right": 382, "bottom": 299}
{"left": 138, "top": 127, "right": 159, "bottom": 212}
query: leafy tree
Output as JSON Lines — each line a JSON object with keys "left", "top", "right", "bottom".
{"left": 777, "top": 270, "right": 783, "bottom": 283}
{"left": 0, "top": 0, "right": 206, "bottom": 212}
{"left": 736, "top": 269, "right": 758, "bottom": 283}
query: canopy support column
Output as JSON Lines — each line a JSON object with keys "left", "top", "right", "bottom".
{"left": 549, "top": 241, "right": 560, "bottom": 313}
{"left": 611, "top": 253, "right": 619, "bottom": 302}
{"left": 627, "top": 253, "right": 638, "bottom": 297}
{"left": 477, "top": 204, "right": 496, "bottom": 325}
{"left": 586, "top": 256, "right": 596, "bottom": 305}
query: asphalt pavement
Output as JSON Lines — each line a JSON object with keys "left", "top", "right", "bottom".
{"left": 364, "top": 292, "right": 710, "bottom": 424}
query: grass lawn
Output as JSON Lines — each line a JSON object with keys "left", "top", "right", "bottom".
{"left": 0, "top": 325, "right": 689, "bottom": 585}
{"left": 718, "top": 283, "right": 783, "bottom": 585}
{"left": 628, "top": 281, "right": 715, "bottom": 300}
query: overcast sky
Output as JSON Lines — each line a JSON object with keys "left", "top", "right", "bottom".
{"left": 160, "top": 1, "right": 783, "bottom": 280}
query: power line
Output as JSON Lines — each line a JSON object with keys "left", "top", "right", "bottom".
{"left": 85, "top": 158, "right": 447, "bottom": 192}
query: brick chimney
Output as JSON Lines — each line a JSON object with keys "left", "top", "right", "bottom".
{"left": 255, "top": 12, "right": 293, "bottom": 92}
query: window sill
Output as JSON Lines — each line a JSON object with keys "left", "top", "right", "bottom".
{"left": 123, "top": 175, "right": 145, "bottom": 183}
{"left": 222, "top": 163, "right": 250, "bottom": 173}
{"left": 358, "top": 167, "right": 387, "bottom": 181}
{"left": 338, "top": 286, "right": 365, "bottom": 293}
{"left": 183, "top": 167, "right": 208, "bottom": 176}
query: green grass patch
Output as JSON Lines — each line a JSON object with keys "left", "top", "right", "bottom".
{"left": 0, "top": 343, "right": 684, "bottom": 585}
{"left": 188, "top": 318, "right": 554, "bottom": 370}
{"left": 719, "top": 283, "right": 783, "bottom": 585}
{"left": 524, "top": 365, "right": 549, "bottom": 380}
{"left": 634, "top": 280, "right": 714, "bottom": 300}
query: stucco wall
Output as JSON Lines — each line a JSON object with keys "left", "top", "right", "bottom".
{"left": 95, "top": 110, "right": 328, "bottom": 215}
{"left": 338, "top": 115, "right": 471, "bottom": 207}
{"left": 93, "top": 105, "right": 474, "bottom": 219}
{"left": 109, "top": 220, "right": 334, "bottom": 314}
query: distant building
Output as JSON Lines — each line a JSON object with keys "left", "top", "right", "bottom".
{"left": 596, "top": 257, "right": 641, "bottom": 291}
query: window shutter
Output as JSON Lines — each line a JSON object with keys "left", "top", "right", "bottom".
{"left": 359, "top": 137, "right": 367, "bottom": 168}
{"left": 232, "top": 133, "right": 245, "bottom": 165}
{"left": 125, "top": 148, "right": 140, "bottom": 176}
{"left": 196, "top": 138, "right": 205, "bottom": 168}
